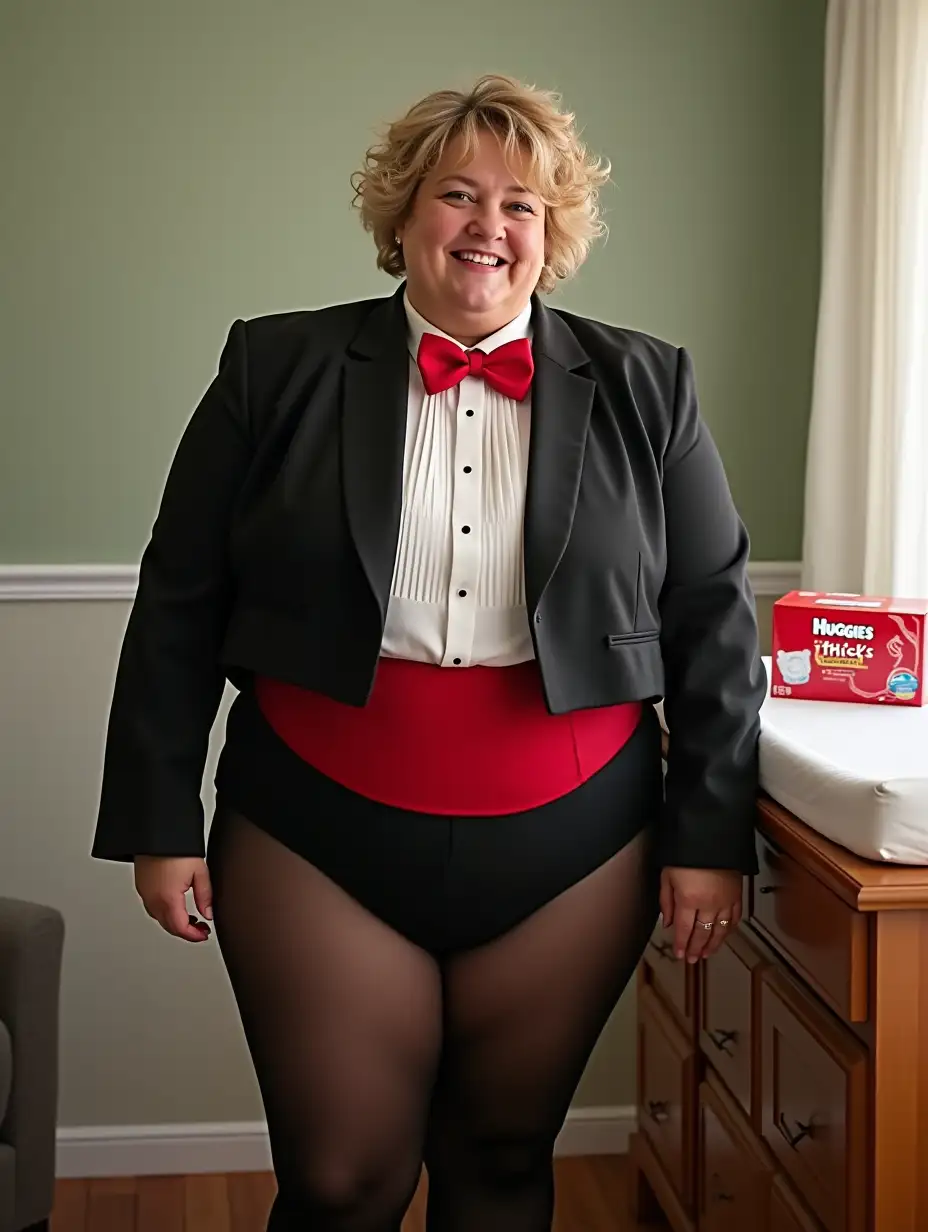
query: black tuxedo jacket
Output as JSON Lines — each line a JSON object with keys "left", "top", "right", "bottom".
{"left": 92, "top": 283, "right": 767, "bottom": 871}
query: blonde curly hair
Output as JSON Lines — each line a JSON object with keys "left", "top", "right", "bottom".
{"left": 351, "top": 75, "right": 611, "bottom": 294}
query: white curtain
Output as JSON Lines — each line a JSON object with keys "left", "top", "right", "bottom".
{"left": 802, "top": 0, "right": 928, "bottom": 596}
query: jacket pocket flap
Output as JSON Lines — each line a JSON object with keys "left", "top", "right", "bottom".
{"left": 606, "top": 630, "right": 660, "bottom": 647}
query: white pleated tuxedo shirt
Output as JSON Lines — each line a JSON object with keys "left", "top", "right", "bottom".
{"left": 380, "top": 294, "right": 535, "bottom": 669}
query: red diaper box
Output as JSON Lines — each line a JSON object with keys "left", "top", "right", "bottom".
{"left": 771, "top": 591, "right": 928, "bottom": 706}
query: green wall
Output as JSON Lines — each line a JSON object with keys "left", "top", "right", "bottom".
{"left": 1, "top": 0, "right": 825, "bottom": 564}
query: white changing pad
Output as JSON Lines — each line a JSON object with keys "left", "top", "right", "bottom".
{"left": 658, "top": 655, "right": 928, "bottom": 864}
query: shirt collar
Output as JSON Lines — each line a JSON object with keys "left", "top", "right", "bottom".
{"left": 404, "top": 290, "right": 533, "bottom": 361}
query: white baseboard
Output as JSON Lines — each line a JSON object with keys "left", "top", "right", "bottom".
{"left": 56, "top": 1121, "right": 274, "bottom": 1180}
{"left": 0, "top": 561, "right": 800, "bottom": 602}
{"left": 55, "top": 1106, "right": 637, "bottom": 1179}
{"left": 556, "top": 1105, "right": 637, "bottom": 1156}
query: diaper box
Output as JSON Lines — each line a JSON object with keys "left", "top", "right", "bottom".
{"left": 771, "top": 590, "right": 928, "bottom": 706}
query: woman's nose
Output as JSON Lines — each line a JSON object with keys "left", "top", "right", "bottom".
{"left": 467, "top": 209, "right": 505, "bottom": 240}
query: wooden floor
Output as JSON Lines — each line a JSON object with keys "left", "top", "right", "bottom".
{"left": 50, "top": 1156, "right": 663, "bottom": 1231}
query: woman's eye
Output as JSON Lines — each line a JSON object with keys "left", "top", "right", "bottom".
{"left": 441, "top": 192, "right": 536, "bottom": 213}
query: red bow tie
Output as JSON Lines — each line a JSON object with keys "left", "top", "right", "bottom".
{"left": 416, "top": 333, "right": 534, "bottom": 402}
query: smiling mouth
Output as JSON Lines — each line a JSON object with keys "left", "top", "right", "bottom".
{"left": 451, "top": 250, "right": 508, "bottom": 268}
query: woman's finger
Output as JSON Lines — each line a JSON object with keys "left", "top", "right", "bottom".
{"left": 161, "top": 897, "right": 210, "bottom": 942}
{"left": 673, "top": 905, "right": 696, "bottom": 959}
{"left": 702, "top": 912, "right": 731, "bottom": 958}
{"left": 192, "top": 865, "right": 214, "bottom": 921}
{"left": 703, "top": 902, "right": 741, "bottom": 957}
{"left": 684, "top": 913, "right": 716, "bottom": 963}
{"left": 659, "top": 874, "right": 674, "bottom": 928}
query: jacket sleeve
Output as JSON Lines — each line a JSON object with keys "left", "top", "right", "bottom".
{"left": 91, "top": 320, "right": 252, "bottom": 862}
{"left": 656, "top": 347, "right": 767, "bottom": 874}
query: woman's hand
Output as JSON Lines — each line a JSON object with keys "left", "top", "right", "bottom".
{"left": 660, "top": 867, "right": 743, "bottom": 962}
{"left": 134, "top": 856, "right": 213, "bottom": 943}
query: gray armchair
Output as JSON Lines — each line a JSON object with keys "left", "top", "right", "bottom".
{"left": 0, "top": 897, "right": 65, "bottom": 1232}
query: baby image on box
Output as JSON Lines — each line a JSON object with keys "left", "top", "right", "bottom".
{"left": 776, "top": 648, "right": 812, "bottom": 686}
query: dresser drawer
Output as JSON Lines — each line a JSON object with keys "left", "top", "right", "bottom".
{"left": 638, "top": 983, "right": 697, "bottom": 1211}
{"left": 644, "top": 916, "right": 695, "bottom": 1029}
{"left": 700, "top": 928, "right": 765, "bottom": 1120}
{"left": 699, "top": 1075, "right": 773, "bottom": 1232}
{"left": 751, "top": 838, "right": 868, "bottom": 1022}
{"left": 760, "top": 968, "right": 868, "bottom": 1232}
{"left": 770, "top": 1176, "right": 826, "bottom": 1232}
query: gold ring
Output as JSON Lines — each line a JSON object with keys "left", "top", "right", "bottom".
{"left": 719, "top": 919, "right": 731, "bottom": 927}
{"left": 696, "top": 920, "right": 714, "bottom": 930}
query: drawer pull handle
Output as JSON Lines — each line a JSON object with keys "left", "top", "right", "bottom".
{"left": 758, "top": 885, "right": 778, "bottom": 895}
{"left": 709, "top": 1172, "right": 735, "bottom": 1204}
{"left": 649, "top": 939, "right": 675, "bottom": 960}
{"left": 707, "top": 1028, "right": 737, "bottom": 1054}
{"left": 777, "top": 1112, "right": 814, "bottom": 1149}
{"left": 647, "top": 1099, "right": 670, "bottom": 1124}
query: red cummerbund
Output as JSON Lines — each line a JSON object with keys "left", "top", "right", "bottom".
{"left": 255, "top": 656, "right": 643, "bottom": 815}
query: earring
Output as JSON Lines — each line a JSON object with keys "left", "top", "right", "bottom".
{"left": 395, "top": 236, "right": 402, "bottom": 245}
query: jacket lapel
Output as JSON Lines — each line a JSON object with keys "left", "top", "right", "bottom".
{"left": 341, "top": 285, "right": 410, "bottom": 620}
{"left": 524, "top": 298, "right": 595, "bottom": 617}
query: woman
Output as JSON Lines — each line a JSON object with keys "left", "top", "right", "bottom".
{"left": 92, "top": 75, "right": 766, "bottom": 1231}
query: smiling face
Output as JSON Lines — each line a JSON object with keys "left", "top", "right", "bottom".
{"left": 396, "top": 128, "right": 546, "bottom": 346}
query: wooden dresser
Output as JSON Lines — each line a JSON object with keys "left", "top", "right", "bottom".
{"left": 628, "top": 785, "right": 928, "bottom": 1232}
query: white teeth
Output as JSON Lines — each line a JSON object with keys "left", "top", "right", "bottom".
{"left": 457, "top": 251, "right": 501, "bottom": 266}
